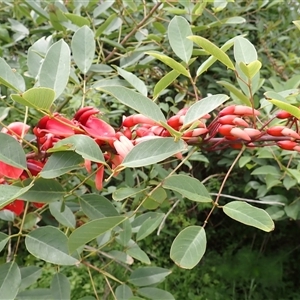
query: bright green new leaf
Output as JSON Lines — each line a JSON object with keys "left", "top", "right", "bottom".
{"left": 40, "top": 151, "right": 84, "bottom": 179}
{"left": 19, "top": 178, "right": 65, "bottom": 203}
{"left": 48, "top": 135, "right": 105, "bottom": 164}
{"left": 0, "top": 262, "right": 21, "bottom": 300}
{"left": 145, "top": 52, "right": 190, "bottom": 77}
{"left": 116, "top": 66, "right": 148, "bottom": 96}
{"left": 0, "top": 232, "right": 9, "bottom": 253}
{"left": 153, "top": 70, "right": 180, "bottom": 99}
{"left": 38, "top": 39, "right": 71, "bottom": 99}
{"left": 223, "top": 201, "right": 275, "bottom": 232}
{"left": 163, "top": 175, "right": 212, "bottom": 202}
{"left": 184, "top": 94, "right": 229, "bottom": 126}
{"left": 265, "top": 99, "right": 300, "bottom": 119}
{"left": 122, "top": 138, "right": 186, "bottom": 168}
{"left": 115, "top": 284, "right": 133, "bottom": 300}
{"left": 137, "top": 288, "right": 175, "bottom": 300}
{"left": 79, "top": 194, "right": 119, "bottom": 220}
{"left": 0, "top": 184, "right": 33, "bottom": 209}
{"left": 71, "top": 26, "right": 95, "bottom": 74}
{"left": 197, "top": 37, "right": 236, "bottom": 76}
{"left": 0, "top": 132, "right": 27, "bottom": 169}
{"left": 217, "top": 80, "right": 251, "bottom": 106}
{"left": 0, "top": 58, "right": 25, "bottom": 92}
{"left": 239, "top": 60, "right": 262, "bottom": 79}
{"left": 293, "top": 20, "right": 300, "bottom": 31}
{"left": 234, "top": 37, "right": 257, "bottom": 64}
{"left": 50, "top": 273, "right": 71, "bottom": 300}
{"left": 68, "top": 216, "right": 126, "bottom": 253}
{"left": 95, "top": 13, "right": 117, "bottom": 38}
{"left": 25, "top": 226, "right": 79, "bottom": 265}
{"left": 136, "top": 213, "right": 164, "bottom": 241}
{"left": 168, "top": 16, "right": 193, "bottom": 63}
{"left": 188, "top": 36, "right": 235, "bottom": 70}
{"left": 128, "top": 267, "right": 171, "bottom": 287}
{"left": 11, "top": 87, "right": 55, "bottom": 111}
{"left": 170, "top": 226, "right": 206, "bottom": 269}
{"left": 65, "top": 13, "right": 90, "bottom": 26}
{"left": 19, "top": 267, "right": 42, "bottom": 291}
{"left": 49, "top": 202, "right": 76, "bottom": 229}
{"left": 96, "top": 85, "right": 166, "bottom": 123}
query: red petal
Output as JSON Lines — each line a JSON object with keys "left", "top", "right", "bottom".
{"left": 2, "top": 200, "right": 24, "bottom": 216}
{"left": 0, "top": 161, "right": 23, "bottom": 179}
{"left": 95, "top": 165, "right": 104, "bottom": 190}
{"left": 81, "top": 116, "right": 115, "bottom": 140}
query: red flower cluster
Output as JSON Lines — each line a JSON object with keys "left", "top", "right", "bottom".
{"left": 1, "top": 104, "right": 299, "bottom": 215}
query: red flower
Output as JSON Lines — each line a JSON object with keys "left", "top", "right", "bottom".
{"left": 2, "top": 200, "right": 24, "bottom": 216}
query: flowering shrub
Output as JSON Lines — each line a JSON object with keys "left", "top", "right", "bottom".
{"left": 0, "top": 1, "right": 300, "bottom": 299}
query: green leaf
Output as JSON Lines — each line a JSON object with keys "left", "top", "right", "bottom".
{"left": 19, "top": 178, "right": 65, "bottom": 203}
{"left": 0, "top": 262, "right": 21, "bottom": 300}
{"left": 65, "top": 13, "right": 90, "bottom": 26}
{"left": 122, "top": 138, "right": 186, "bottom": 168}
{"left": 136, "top": 213, "right": 164, "bottom": 241}
{"left": 71, "top": 25, "right": 95, "bottom": 74}
{"left": 265, "top": 99, "right": 300, "bottom": 119}
{"left": 170, "top": 226, "right": 206, "bottom": 269}
{"left": 234, "top": 37, "right": 257, "bottom": 64}
{"left": 217, "top": 81, "right": 251, "bottom": 106}
{"left": 137, "top": 288, "right": 175, "bottom": 300}
{"left": 115, "top": 284, "right": 133, "bottom": 300}
{"left": 25, "top": 226, "right": 79, "bottom": 265}
{"left": 68, "top": 216, "right": 126, "bottom": 253}
{"left": 0, "top": 232, "right": 9, "bottom": 252}
{"left": 188, "top": 36, "right": 235, "bottom": 70}
{"left": 48, "top": 135, "right": 105, "bottom": 164}
{"left": 113, "top": 187, "right": 147, "bottom": 202}
{"left": 0, "top": 57, "right": 25, "bottom": 92}
{"left": 145, "top": 52, "right": 190, "bottom": 77}
{"left": 239, "top": 60, "right": 262, "bottom": 79}
{"left": 16, "top": 289, "right": 53, "bottom": 300}
{"left": 0, "top": 132, "right": 27, "bottom": 169}
{"left": 20, "top": 267, "right": 42, "bottom": 291}
{"left": 117, "top": 219, "right": 132, "bottom": 246}
{"left": 163, "top": 175, "right": 212, "bottom": 202}
{"left": 50, "top": 273, "right": 71, "bottom": 300}
{"left": 126, "top": 241, "right": 150, "bottom": 265}
{"left": 184, "top": 94, "right": 229, "bottom": 126}
{"left": 79, "top": 194, "right": 119, "bottom": 220}
{"left": 129, "top": 267, "right": 171, "bottom": 287}
{"left": 168, "top": 16, "right": 193, "bottom": 63}
{"left": 40, "top": 151, "right": 84, "bottom": 179}
{"left": 196, "top": 37, "right": 235, "bottom": 76}
{"left": 116, "top": 66, "right": 147, "bottom": 96}
{"left": 153, "top": 70, "right": 180, "bottom": 99}
{"left": 96, "top": 85, "right": 166, "bottom": 123}
{"left": 251, "top": 165, "right": 280, "bottom": 176}
{"left": 38, "top": 39, "right": 71, "bottom": 99}
{"left": 11, "top": 87, "right": 55, "bottom": 111}
{"left": 49, "top": 202, "right": 76, "bottom": 229}
{"left": 293, "top": 20, "right": 300, "bottom": 31}
{"left": 143, "top": 187, "right": 166, "bottom": 210}
{"left": 95, "top": 13, "right": 117, "bottom": 38}
{"left": 223, "top": 201, "right": 275, "bottom": 232}
{"left": 24, "top": 0, "right": 49, "bottom": 19}
{"left": 0, "top": 184, "right": 33, "bottom": 209}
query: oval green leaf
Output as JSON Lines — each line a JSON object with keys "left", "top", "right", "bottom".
{"left": 128, "top": 267, "right": 171, "bottom": 287}
{"left": 115, "top": 284, "right": 133, "bottom": 300}
{"left": 0, "top": 262, "right": 21, "bottom": 300}
{"left": 122, "top": 138, "right": 186, "bottom": 168}
{"left": 153, "top": 70, "right": 180, "bottom": 99}
{"left": 0, "top": 184, "right": 33, "bottom": 209}
{"left": 163, "top": 175, "right": 212, "bottom": 202}
{"left": 96, "top": 85, "right": 166, "bottom": 123}
{"left": 0, "top": 232, "right": 9, "bottom": 253}
{"left": 168, "top": 16, "right": 193, "bottom": 63}
{"left": 266, "top": 98, "right": 300, "bottom": 119}
{"left": 234, "top": 37, "right": 257, "bottom": 64}
{"left": 184, "top": 94, "right": 229, "bottom": 126}
{"left": 20, "top": 266, "right": 42, "bottom": 291}
{"left": 71, "top": 25, "right": 95, "bottom": 74}
{"left": 25, "top": 226, "right": 79, "bottom": 265}
{"left": 49, "top": 202, "right": 76, "bottom": 229}
{"left": 68, "top": 216, "right": 126, "bottom": 253}
{"left": 38, "top": 39, "right": 71, "bottom": 99}
{"left": 223, "top": 201, "right": 275, "bottom": 232}
{"left": 50, "top": 273, "right": 71, "bottom": 300}
{"left": 188, "top": 36, "right": 235, "bottom": 70}
{"left": 136, "top": 213, "right": 164, "bottom": 241}
{"left": 170, "top": 226, "right": 206, "bottom": 269}
{"left": 137, "top": 287, "right": 175, "bottom": 300}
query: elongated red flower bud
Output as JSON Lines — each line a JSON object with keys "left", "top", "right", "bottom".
{"left": 167, "top": 115, "right": 181, "bottom": 129}
{"left": 123, "top": 114, "right": 157, "bottom": 127}
{"left": 234, "top": 105, "right": 260, "bottom": 116}
{"left": 230, "top": 127, "right": 251, "bottom": 141}
{"left": 218, "top": 124, "right": 234, "bottom": 136}
{"left": 277, "top": 140, "right": 298, "bottom": 150}
{"left": 281, "top": 128, "right": 300, "bottom": 140}
{"left": 219, "top": 105, "right": 235, "bottom": 116}
{"left": 267, "top": 126, "right": 286, "bottom": 136}
{"left": 276, "top": 111, "right": 292, "bottom": 119}
{"left": 243, "top": 128, "right": 261, "bottom": 138}
{"left": 219, "top": 115, "right": 249, "bottom": 127}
